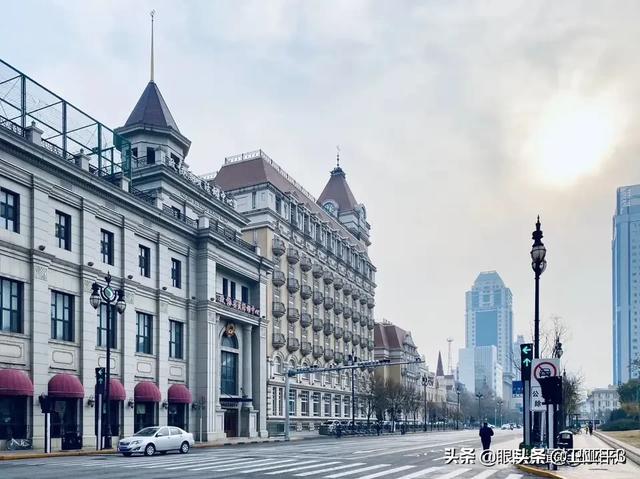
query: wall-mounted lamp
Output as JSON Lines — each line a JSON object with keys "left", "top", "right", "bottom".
{"left": 87, "top": 395, "right": 95, "bottom": 408}
{"left": 88, "top": 261, "right": 94, "bottom": 267}
{"left": 162, "top": 286, "right": 167, "bottom": 291}
{"left": 127, "top": 275, "right": 133, "bottom": 280}
{"left": 161, "top": 400, "right": 169, "bottom": 409}
{"left": 191, "top": 296, "right": 196, "bottom": 300}
{"left": 127, "top": 399, "right": 135, "bottom": 409}
{"left": 38, "top": 245, "right": 46, "bottom": 251}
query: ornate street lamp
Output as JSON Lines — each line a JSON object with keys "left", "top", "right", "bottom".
{"left": 90, "top": 272, "right": 126, "bottom": 449}
{"left": 456, "top": 389, "right": 461, "bottom": 430}
{"left": 475, "top": 393, "right": 483, "bottom": 425}
{"left": 530, "top": 216, "right": 547, "bottom": 359}
{"left": 421, "top": 375, "right": 429, "bottom": 432}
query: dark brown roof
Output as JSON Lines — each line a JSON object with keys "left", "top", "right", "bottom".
{"left": 374, "top": 322, "right": 409, "bottom": 350}
{"left": 214, "top": 157, "right": 366, "bottom": 248}
{"left": 125, "top": 81, "right": 180, "bottom": 132}
{"left": 318, "top": 166, "right": 358, "bottom": 212}
{"left": 436, "top": 351, "right": 445, "bottom": 377}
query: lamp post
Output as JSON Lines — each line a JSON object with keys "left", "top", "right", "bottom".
{"left": 421, "top": 375, "right": 429, "bottom": 431}
{"left": 496, "top": 399, "right": 503, "bottom": 426}
{"left": 531, "top": 215, "right": 547, "bottom": 443}
{"left": 456, "top": 389, "right": 461, "bottom": 430}
{"left": 90, "top": 272, "right": 126, "bottom": 449}
{"left": 348, "top": 353, "right": 358, "bottom": 434}
{"left": 475, "top": 393, "right": 483, "bottom": 426}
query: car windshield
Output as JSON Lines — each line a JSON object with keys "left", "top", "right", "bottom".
{"left": 134, "top": 427, "right": 159, "bottom": 436}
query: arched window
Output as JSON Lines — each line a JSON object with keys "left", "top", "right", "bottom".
{"left": 221, "top": 332, "right": 239, "bottom": 395}
{"left": 273, "top": 356, "right": 282, "bottom": 376}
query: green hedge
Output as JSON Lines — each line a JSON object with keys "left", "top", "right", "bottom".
{"left": 600, "top": 418, "right": 640, "bottom": 431}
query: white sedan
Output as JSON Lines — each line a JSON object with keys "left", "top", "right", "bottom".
{"left": 118, "top": 426, "right": 194, "bottom": 456}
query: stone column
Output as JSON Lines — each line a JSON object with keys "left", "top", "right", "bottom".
{"left": 242, "top": 324, "right": 253, "bottom": 400}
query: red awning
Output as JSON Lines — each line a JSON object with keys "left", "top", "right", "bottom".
{"left": 134, "top": 381, "right": 161, "bottom": 402}
{"left": 48, "top": 374, "right": 84, "bottom": 398}
{"left": 168, "top": 384, "right": 192, "bottom": 404}
{"left": 108, "top": 378, "right": 126, "bottom": 401}
{"left": 0, "top": 369, "right": 34, "bottom": 397}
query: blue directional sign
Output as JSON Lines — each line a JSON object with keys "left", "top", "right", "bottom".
{"left": 512, "top": 380, "right": 523, "bottom": 397}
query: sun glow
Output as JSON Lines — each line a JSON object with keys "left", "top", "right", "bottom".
{"left": 524, "top": 94, "right": 619, "bottom": 187}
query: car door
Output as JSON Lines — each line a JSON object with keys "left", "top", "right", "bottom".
{"left": 155, "top": 427, "right": 171, "bottom": 451}
{"left": 169, "top": 427, "right": 183, "bottom": 449}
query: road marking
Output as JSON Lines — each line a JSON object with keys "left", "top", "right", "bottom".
{"left": 239, "top": 459, "right": 318, "bottom": 473}
{"left": 325, "top": 464, "right": 391, "bottom": 478}
{"left": 295, "top": 463, "right": 366, "bottom": 476}
{"left": 353, "top": 448, "right": 386, "bottom": 454}
{"left": 432, "top": 469, "right": 471, "bottom": 479}
{"left": 143, "top": 456, "right": 225, "bottom": 468}
{"left": 432, "top": 456, "right": 446, "bottom": 461}
{"left": 209, "top": 458, "right": 281, "bottom": 471}
{"left": 354, "top": 465, "right": 415, "bottom": 479}
{"left": 189, "top": 457, "right": 267, "bottom": 471}
{"left": 503, "top": 475, "right": 523, "bottom": 479}
{"left": 468, "top": 470, "right": 499, "bottom": 479}
{"left": 393, "top": 466, "right": 444, "bottom": 479}
{"left": 264, "top": 461, "right": 342, "bottom": 474}
{"left": 355, "top": 441, "right": 474, "bottom": 459}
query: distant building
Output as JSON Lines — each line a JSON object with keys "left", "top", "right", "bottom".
{"left": 458, "top": 346, "right": 503, "bottom": 398}
{"left": 374, "top": 320, "right": 421, "bottom": 391}
{"left": 465, "top": 272, "right": 514, "bottom": 378}
{"left": 586, "top": 385, "right": 621, "bottom": 423}
{"left": 612, "top": 185, "right": 640, "bottom": 384}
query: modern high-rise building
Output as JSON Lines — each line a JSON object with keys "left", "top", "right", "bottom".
{"left": 612, "top": 185, "right": 640, "bottom": 385}
{"left": 457, "top": 346, "right": 503, "bottom": 398}
{"left": 213, "top": 154, "right": 377, "bottom": 432}
{"left": 465, "top": 271, "right": 514, "bottom": 377}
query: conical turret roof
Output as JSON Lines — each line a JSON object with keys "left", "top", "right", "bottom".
{"left": 318, "top": 165, "right": 359, "bottom": 212}
{"left": 124, "top": 81, "right": 180, "bottom": 132}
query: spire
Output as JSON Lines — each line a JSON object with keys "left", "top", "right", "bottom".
{"left": 318, "top": 153, "right": 358, "bottom": 212}
{"left": 336, "top": 145, "right": 340, "bottom": 168}
{"left": 436, "top": 351, "right": 444, "bottom": 377}
{"left": 150, "top": 10, "right": 155, "bottom": 82}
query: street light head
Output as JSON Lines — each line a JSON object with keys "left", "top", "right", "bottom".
{"left": 116, "top": 289, "right": 126, "bottom": 314}
{"left": 530, "top": 243, "right": 546, "bottom": 263}
{"left": 89, "top": 283, "right": 101, "bottom": 310}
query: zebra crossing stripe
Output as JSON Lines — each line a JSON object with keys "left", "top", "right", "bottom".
{"left": 294, "top": 463, "right": 367, "bottom": 477}
{"left": 468, "top": 469, "right": 499, "bottom": 479}
{"left": 503, "top": 475, "right": 523, "bottom": 479}
{"left": 207, "top": 458, "right": 282, "bottom": 472}
{"left": 393, "top": 466, "right": 444, "bottom": 479}
{"left": 325, "top": 464, "right": 391, "bottom": 478}
{"left": 355, "top": 465, "right": 415, "bottom": 479}
{"left": 239, "top": 459, "right": 320, "bottom": 473}
{"left": 163, "top": 457, "right": 232, "bottom": 470}
{"left": 263, "top": 461, "right": 342, "bottom": 475}
{"left": 188, "top": 457, "right": 269, "bottom": 471}
{"left": 140, "top": 455, "right": 224, "bottom": 468}
{"left": 433, "top": 468, "right": 471, "bottom": 479}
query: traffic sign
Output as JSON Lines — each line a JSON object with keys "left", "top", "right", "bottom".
{"left": 531, "top": 385, "right": 545, "bottom": 411}
{"left": 531, "top": 358, "right": 559, "bottom": 389}
{"left": 95, "top": 367, "right": 106, "bottom": 395}
{"left": 512, "top": 380, "right": 523, "bottom": 397}
{"left": 520, "top": 343, "right": 533, "bottom": 380}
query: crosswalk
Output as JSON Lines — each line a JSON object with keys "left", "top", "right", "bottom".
{"left": 18, "top": 452, "right": 527, "bottom": 479}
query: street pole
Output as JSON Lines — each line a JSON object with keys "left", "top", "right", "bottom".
{"left": 284, "top": 371, "right": 290, "bottom": 441}
{"left": 423, "top": 381, "right": 427, "bottom": 432}
{"left": 104, "top": 304, "right": 112, "bottom": 449}
{"left": 351, "top": 367, "right": 355, "bottom": 434}
{"left": 456, "top": 391, "right": 460, "bottom": 430}
{"left": 531, "top": 216, "right": 547, "bottom": 444}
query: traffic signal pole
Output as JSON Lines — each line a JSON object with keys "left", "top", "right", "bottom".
{"left": 284, "top": 358, "right": 424, "bottom": 441}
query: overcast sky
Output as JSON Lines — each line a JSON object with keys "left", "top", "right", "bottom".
{"left": 4, "top": 0, "right": 639, "bottom": 389}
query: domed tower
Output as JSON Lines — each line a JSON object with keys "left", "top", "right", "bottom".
{"left": 317, "top": 155, "right": 371, "bottom": 247}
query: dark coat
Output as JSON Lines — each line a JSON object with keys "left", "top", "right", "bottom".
{"left": 479, "top": 426, "right": 494, "bottom": 442}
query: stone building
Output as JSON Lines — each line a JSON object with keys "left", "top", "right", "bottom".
{"left": 213, "top": 153, "right": 376, "bottom": 432}
{"left": 0, "top": 59, "right": 270, "bottom": 450}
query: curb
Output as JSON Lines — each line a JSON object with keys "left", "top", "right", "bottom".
{"left": 515, "top": 464, "right": 565, "bottom": 479}
{"left": 594, "top": 431, "right": 640, "bottom": 466}
{"left": 0, "top": 434, "right": 326, "bottom": 461}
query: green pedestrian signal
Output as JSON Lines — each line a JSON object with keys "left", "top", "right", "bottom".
{"left": 520, "top": 343, "right": 533, "bottom": 380}
{"left": 95, "top": 367, "right": 106, "bottom": 395}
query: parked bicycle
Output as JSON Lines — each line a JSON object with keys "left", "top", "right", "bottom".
{"left": 6, "top": 438, "right": 32, "bottom": 450}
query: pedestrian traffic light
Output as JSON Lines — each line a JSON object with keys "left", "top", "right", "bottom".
{"left": 95, "top": 367, "right": 106, "bottom": 395}
{"left": 520, "top": 343, "right": 533, "bottom": 380}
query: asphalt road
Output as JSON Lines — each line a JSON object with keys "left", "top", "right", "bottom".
{"left": 0, "top": 430, "right": 537, "bottom": 479}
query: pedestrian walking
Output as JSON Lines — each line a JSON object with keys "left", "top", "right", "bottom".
{"left": 336, "top": 422, "right": 342, "bottom": 439}
{"left": 479, "top": 422, "right": 494, "bottom": 450}
{"left": 588, "top": 422, "right": 593, "bottom": 435}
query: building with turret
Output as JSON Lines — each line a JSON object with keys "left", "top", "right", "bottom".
{"left": 213, "top": 153, "right": 376, "bottom": 432}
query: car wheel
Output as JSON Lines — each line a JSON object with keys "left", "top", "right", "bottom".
{"left": 122, "top": 453, "right": 132, "bottom": 457}
{"left": 179, "top": 441, "right": 190, "bottom": 454}
{"left": 144, "top": 443, "right": 156, "bottom": 456}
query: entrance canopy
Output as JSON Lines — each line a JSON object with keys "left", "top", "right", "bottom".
{"left": 168, "top": 384, "right": 192, "bottom": 404}
{"left": 134, "top": 381, "right": 161, "bottom": 402}
{"left": 48, "top": 374, "right": 84, "bottom": 398}
{"left": 0, "top": 369, "right": 34, "bottom": 396}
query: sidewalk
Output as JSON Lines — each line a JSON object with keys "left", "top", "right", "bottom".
{"left": 518, "top": 433, "right": 640, "bottom": 479}
{"left": 0, "top": 432, "right": 325, "bottom": 461}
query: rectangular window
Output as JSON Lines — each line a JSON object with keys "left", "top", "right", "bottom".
{"left": 171, "top": 258, "right": 182, "bottom": 289}
{"left": 138, "top": 245, "right": 151, "bottom": 277}
{"left": 51, "top": 291, "right": 73, "bottom": 341}
{"left": 222, "top": 278, "right": 229, "bottom": 298}
{"left": 136, "top": 312, "right": 153, "bottom": 354}
{"left": 96, "top": 303, "right": 117, "bottom": 348}
{"left": 100, "top": 229, "right": 114, "bottom": 265}
{"left": 323, "top": 394, "right": 331, "bottom": 416}
{"left": 251, "top": 191, "right": 256, "bottom": 209}
{"left": 301, "top": 391, "right": 309, "bottom": 417}
{"left": 146, "top": 147, "right": 156, "bottom": 164}
{"left": 55, "top": 211, "right": 71, "bottom": 250}
{"left": 221, "top": 350, "right": 237, "bottom": 395}
{"left": 241, "top": 286, "right": 249, "bottom": 304}
{"left": 169, "top": 320, "right": 184, "bottom": 359}
{"left": 0, "top": 277, "right": 22, "bottom": 333}
{"left": 0, "top": 188, "right": 19, "bottom": 233}
{"left": 288, "top": 389, "right": 296, "bottom": 415}
{"left": 334, "top": 395, "right": 341, "bottom": 416}
{"left": 312, "top": 392, "right": 321, "bottom": 417}
{"left": 275, "top": 196, "right": 281, "bottom": 215}
{"left": 230, "top": 281, "right": 236, "bottom": 300}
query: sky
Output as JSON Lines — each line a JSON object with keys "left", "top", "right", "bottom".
{"left": 3, "top": 0, "right": 639, "bottom": 390}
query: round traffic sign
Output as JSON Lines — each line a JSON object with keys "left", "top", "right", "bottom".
{"left": 533, "top": 361, "right": 557, "bottom": 379}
